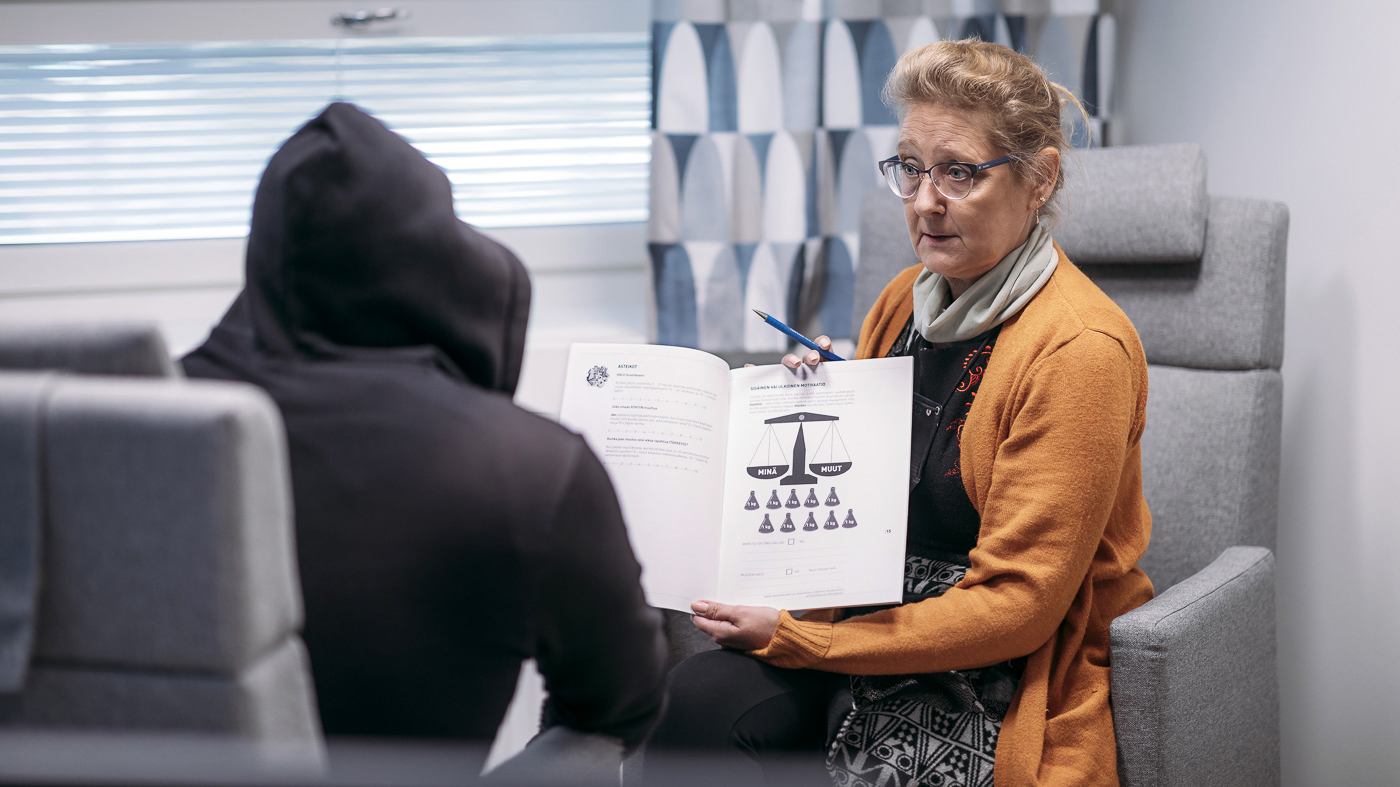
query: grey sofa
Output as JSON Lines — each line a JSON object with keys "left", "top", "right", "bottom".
{"left": 854, "top": 143, "right": 1285, "bottom": 786}
{"left": 0, "top": 370, "right": 320, "bottom": 744}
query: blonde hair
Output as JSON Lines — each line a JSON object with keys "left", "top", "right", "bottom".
{"left": 883, "top": 39, "right": 1088, "bottom": 224}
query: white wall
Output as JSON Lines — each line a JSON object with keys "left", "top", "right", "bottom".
{"left": 1115, "top": 1, "right": 1400, "bottom": 783}
{"left": 0, "top": 225, "right": 651, "bottom": 411}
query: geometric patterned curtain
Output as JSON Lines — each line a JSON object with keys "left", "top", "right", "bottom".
{"left": 648, "top": 0, "right": 1112, "bottom": 352}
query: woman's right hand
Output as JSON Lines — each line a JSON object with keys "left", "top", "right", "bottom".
{"left": 782, "top": 335, "right": 834, "bottom": 369}
{"left": 690, "top": 600, "right": 780, "bottom": 650}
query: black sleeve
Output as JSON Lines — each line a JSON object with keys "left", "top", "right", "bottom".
{"left": 531, "top": 437, "right": 667, "bottom": 752}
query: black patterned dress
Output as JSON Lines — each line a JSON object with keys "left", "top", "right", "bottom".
{"left": 826, "top": 318, "right": 1025, "bottom": 787}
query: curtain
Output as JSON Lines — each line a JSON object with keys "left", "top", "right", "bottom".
{"left": 647, "top": 0, "right": 1112, "bottom": 352}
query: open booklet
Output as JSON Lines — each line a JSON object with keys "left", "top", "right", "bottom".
{"left": 558, "top": 343, "right": 913, "bottom": 612}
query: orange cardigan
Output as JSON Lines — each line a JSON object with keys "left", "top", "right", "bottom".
{"left": 750, "top": 248, "right": 1155, "bottom": 786}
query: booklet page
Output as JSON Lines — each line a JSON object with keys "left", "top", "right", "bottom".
{"left": 716, "top": 357, "right": 913, "bottom": 609}
{"left": 558, "top": 343, "right": 732, "bottom": 611}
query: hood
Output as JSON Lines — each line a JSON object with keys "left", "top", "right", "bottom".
{"left": 241, "top": 102, "right": 530, "bottom": 394}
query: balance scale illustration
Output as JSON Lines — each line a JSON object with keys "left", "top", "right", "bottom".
{"left": 746, "top": 411, "right": 852, "bottom": 485}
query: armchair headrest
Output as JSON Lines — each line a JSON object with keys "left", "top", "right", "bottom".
{"left": 1055, "top": 144, "right": 1208, "bottom": 264}
{"left": 853, "top": 150, "right": 1287, "bottom": 371}
{"left": 0, "top": 322, "right": 181, "bottom": 378}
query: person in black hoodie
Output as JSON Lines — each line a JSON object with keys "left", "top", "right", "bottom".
{"left": 183, "top": 103, "right": 667, "bottom": 754}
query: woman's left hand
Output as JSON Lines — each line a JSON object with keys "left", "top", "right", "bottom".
{"left": 690, "top": 600, "right": 780, "bottom": 650}
{"left": 782, "top": 334, "right": 834, "bottom": 370}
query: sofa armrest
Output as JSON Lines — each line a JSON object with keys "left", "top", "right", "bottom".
{"left": 1110, "top": 546, "right": 1279, "bottom": 787}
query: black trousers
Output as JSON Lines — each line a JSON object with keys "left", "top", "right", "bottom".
{"left": 643, "top": 649, "right": 851, "bottom": 786}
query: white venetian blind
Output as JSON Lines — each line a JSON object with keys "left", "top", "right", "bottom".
{"left": 0, "top": 33, "right": 651, "bottom": 245}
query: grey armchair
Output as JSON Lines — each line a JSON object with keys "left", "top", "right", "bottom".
{"left": 855, "top": 143, "right": 1285, "bottom": 786}
{"left": 0, "top": 371, "right": 320, "bottom": 744}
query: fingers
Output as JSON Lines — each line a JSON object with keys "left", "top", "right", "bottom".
{"left": 777, "top": 333, "right": 834, "bottom": 370}
{"left": 690, "top": 600, "right": 733, "bottom": 641}
{"left": 780, "top": 336, "right": 834, "bottom": 369}
{"left": 691, "top": 599, "right": 723, "bottom": 619}
{"left": 691, "top": 612, "right": 726, "bottom": 639}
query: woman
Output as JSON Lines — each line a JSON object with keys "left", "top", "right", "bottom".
{"left": 645, "top": 40, "right": 1154, "bottom": 787}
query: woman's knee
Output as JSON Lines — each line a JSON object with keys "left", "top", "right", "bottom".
{"left": 653, "top": 649, "right": 828, "bottom": 752}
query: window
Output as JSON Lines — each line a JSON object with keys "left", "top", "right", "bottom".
{"left": 0, "top": 32, "right": 651, "bottom": 245}
{"left": 0, "top": 1, "right": 653, "bottom": 358}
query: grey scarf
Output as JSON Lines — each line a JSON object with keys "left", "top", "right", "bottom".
{"left": 910, "top": 222, "right": 1057, "bottom": 343}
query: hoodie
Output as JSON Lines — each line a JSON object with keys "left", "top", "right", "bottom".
{"left": 183, "top": 103, "right": 666, "bottom": 747}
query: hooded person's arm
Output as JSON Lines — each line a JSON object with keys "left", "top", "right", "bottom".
{"left": 529, "top": 436, "right": 668, "bottom": 752}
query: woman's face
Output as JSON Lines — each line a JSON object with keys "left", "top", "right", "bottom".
{"left": 897, "top": 102, "right": 1052, "bottom": 296}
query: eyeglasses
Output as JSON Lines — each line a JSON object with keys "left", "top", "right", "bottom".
{"left": 877, "top": 155, "right": 1014, "bottom": 200}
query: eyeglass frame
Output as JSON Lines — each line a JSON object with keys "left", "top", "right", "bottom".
{"left": 877, "top": 155, "right": 1015, "bottom": 201}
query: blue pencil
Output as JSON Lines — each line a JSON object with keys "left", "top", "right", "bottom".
{"left": 751, "top": 309, "right": 845, "bottom": 361}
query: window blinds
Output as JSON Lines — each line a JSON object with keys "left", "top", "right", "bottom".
{"left": 0, "top": 33, "right": 651, "bottom": 245}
